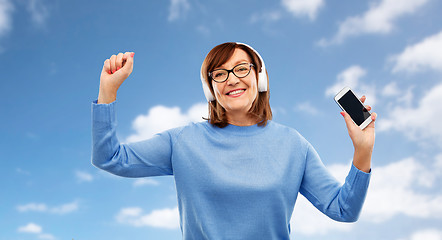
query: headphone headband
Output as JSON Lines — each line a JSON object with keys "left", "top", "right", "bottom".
{"left": 200, "top": 42, "right": 268, "bottom": 102}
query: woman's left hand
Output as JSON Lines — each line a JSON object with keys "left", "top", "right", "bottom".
{"left": 341, "top": 95, "right": 377, "bottom": 153}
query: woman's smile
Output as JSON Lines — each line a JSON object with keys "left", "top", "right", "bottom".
{"left": 225, "top": 88, "right": 246, "bottom": 97}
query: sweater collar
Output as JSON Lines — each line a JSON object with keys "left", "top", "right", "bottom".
{"left": 206, "top": 121, "right": 272, "bottom": 137}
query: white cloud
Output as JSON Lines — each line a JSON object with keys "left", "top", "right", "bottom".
{"left": 133, "top": 178, "right": 160, "bottom": 187}
{"left": 0, "top": 0, "right": 13, "bottom": 37}
{"left": 49, "top": 201, "right": 79, "bottom": 214}
{"left": 381, "top": 81, "right": 400, "bottom": 97}
{"left": 18, "top": 222, "right": 42, "bottom": 233}
{"left": 294, "top": 101, "right": 320, "bottom": 115}
{"left": 325, "top": 65, "right": 377, "bottom": 106}
{"left": 17, "top": 203, "right": 47, "bottom": 212}
{"left": 17, "top": 201, "right": 78, "bottom": 215}
{"left": 291, "top": 195, "right": 353, "bottom": 236}
{"left": 168, "top": 0, "right": 190, "bottom": 22}
{"left": 116, "top": 206, "right": 180, "bottom": 229}
{"left": 383, "top": 84, "right": 415, "bottom": 108}
{"left": 75, "top": 170, "right": 94, "bottom": 182}
{"left": 325, "top": 65, "right": 366, "bottom": 96}
{"left": 436, "top": 154, "right": 442, "bottom": 170}
{"left": 17, "top": 223, "right": 56, "bottom": 240}
{"left": 126, "top": 103, "right": 207, "bottom": 143}
{"left": 397, "top": 86, "right": 414, "bottom": 107}
{"left": 380, "top": 82, "right": 415, "bottom": 111}
{"left": 26, "top": 0, "right": 49, "bottom": 27}
{"left": 318, "top": 0, "right": 429, "bottom": 46}
{"left": 330, "top": 157, "right": 442, "bottom": 223}
{"left": 281, "top": 0, "right": 324, "bottom": 21}
{"left": 377, "top": 83, "right": 442, "bottom": 146}
{"left": 390, "top": 31, "right": 442, "bottom": 73}
{"left": 362, "top": 157, "right": 442, "bottom": 222}
{"left": 399, "top": 229, "right": 442, "bottom": 240}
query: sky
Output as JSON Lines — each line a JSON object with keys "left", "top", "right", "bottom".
{"left": 1, "top": 0, "right": 442, "bottom": 239}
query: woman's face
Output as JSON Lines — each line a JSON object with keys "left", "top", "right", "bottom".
{"left": 211, "top": 48, "right": 258, "bottom": 116}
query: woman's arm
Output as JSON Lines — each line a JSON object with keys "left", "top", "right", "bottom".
{"left": 299, "top": 96, "right": 376, "bottom": 222}
{"left": 91, "top": 101, "right": 175, "bottom": 177}
{"left": 92, "top": 52, "right": 175, "bottom": 177}
{"left": 300, "top": 143, "right": 371, "bottom": 222}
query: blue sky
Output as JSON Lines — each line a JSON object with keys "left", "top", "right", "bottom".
{"left": 1, "top": 0, "right": 442, "bottom": 239}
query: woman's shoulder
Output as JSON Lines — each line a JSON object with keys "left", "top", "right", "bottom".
{"left": 166, "top": 120, "right": 210, "bottom": 137}
{"left": 268, "top": 121, "right": 303, "bottom": 136}
{"left": 182, "top": 120, "right": 211, "bottom": 132}
{"left": 267, "top": 121, "right": 311, "bottom": 144}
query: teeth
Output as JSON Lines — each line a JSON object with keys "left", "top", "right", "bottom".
{"left": 227, "top": 89, "right": 245, "bottom": 95}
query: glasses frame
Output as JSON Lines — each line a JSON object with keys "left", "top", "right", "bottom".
{"left": 209, "top": 63, "right": 255, "bottom": 83}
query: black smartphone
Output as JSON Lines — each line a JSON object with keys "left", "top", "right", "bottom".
{"left": 334, "top": 87, "right": 372, "bottom": 129}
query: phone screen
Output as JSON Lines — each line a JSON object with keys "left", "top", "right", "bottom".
{"left": 338, "top": 91, "right": 371, "bottom": 126}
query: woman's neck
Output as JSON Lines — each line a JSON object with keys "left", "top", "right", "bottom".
{"left": 226, "top": 111, "right": 259, "bottom": 126}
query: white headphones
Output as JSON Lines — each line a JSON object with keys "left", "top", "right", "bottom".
{"left": 200, "top": 42, "right": 268, "bottom": 102}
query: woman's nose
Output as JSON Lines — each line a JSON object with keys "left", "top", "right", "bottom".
{"left": 226, "top": 73, "right": 240, "bottom": 86}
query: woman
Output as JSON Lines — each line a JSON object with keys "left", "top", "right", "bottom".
{"left": 92, "top": 42, "right": 377, "bottom": 239}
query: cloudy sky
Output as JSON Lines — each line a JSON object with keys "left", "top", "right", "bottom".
{"left": 1, "top": 0, "right": 442, "bottom": 239}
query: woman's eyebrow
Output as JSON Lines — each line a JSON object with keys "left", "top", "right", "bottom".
{"left": 216, "top": 59, "right": 250, "bottom": 69}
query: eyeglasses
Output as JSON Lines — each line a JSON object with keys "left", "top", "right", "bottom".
{"left": 209, "top": 63, "right": 255, "bottom": 83}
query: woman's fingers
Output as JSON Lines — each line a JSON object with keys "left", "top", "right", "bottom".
{"left": 366, "top": 112, "right": 377, "bottom": 129}
{"left": 360, "top": 95, "right": 372, "bottom": 111}
{"left": 104, "top": 52, "right": 134, "bottom": 74}
{"left": 119, "top": 52, "right": 134, "bottom": 76}
{"left": 123, "top": 51, "right": 130, "bottom": 60}
{"left": 371, "top": 112, "right": 377, "bottom": 121}
{"left": 121, "top": 52, "right": 128, "bottom": 67}
{"left": 116, "top": 53, "right": 124, "bottom": 70}
{"left": 121, "top": 52, "right": 130, "bottom": 68}
{"left": 102, "top": 58, "right": 111, "bottom": 74}
{"left": 110, "top": 54, "right": 117, "bottom": 74}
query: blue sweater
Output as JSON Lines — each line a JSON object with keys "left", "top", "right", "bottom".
{"left": 91, "top": 100, "right": 371, "bottom": 240}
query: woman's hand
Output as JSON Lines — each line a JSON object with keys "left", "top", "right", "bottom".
{"left": 98, "top": 52, "right": 135, "bottom": 104}
{"left": 341, "top": 95, "right": 377, "bottom": 172}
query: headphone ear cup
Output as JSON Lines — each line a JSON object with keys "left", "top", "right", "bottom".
{"left": 200, "top": 71, "right": 215, "bottom": 101}
{"left": 258, "top": 72, "right": 267, "bottom": 92}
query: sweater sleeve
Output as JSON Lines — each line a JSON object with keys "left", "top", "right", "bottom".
{"left": 91, "top": 100, "right": 176, "bottom": 177}
{"left": 299, "top": 142, "right": 371, "bottom": 222}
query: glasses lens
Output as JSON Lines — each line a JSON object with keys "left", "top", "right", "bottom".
{"left": 233, "top": 64, "right": 251, "bottom": 78}
{"left": 211, "top": 70, "right": 228, "bottom": 82}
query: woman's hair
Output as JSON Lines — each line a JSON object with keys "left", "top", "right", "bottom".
{"left": 201, "top": 42, "right": 272, "bottom": 128}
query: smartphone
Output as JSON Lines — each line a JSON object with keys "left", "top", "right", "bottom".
{"left": 334, "top": 87, "right": 372, "bottom": 130}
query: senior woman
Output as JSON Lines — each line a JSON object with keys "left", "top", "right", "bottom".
{"left": 92, "top": 42, "right": 377, "bottom": 239}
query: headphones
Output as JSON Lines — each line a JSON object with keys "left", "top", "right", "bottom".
{"left": 200, "top": 42, "right": 268, "bottom": 102}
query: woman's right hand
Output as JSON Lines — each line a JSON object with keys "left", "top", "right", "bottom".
{"left": 98, "top": 51, "right": 135, "bottom": 104}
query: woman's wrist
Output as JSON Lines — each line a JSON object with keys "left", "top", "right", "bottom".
{"left": 352, "top": 148, "right": 372, "bottom": 173}
{"left": 97, "top": 89, "right": 117, "bottom": 104}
